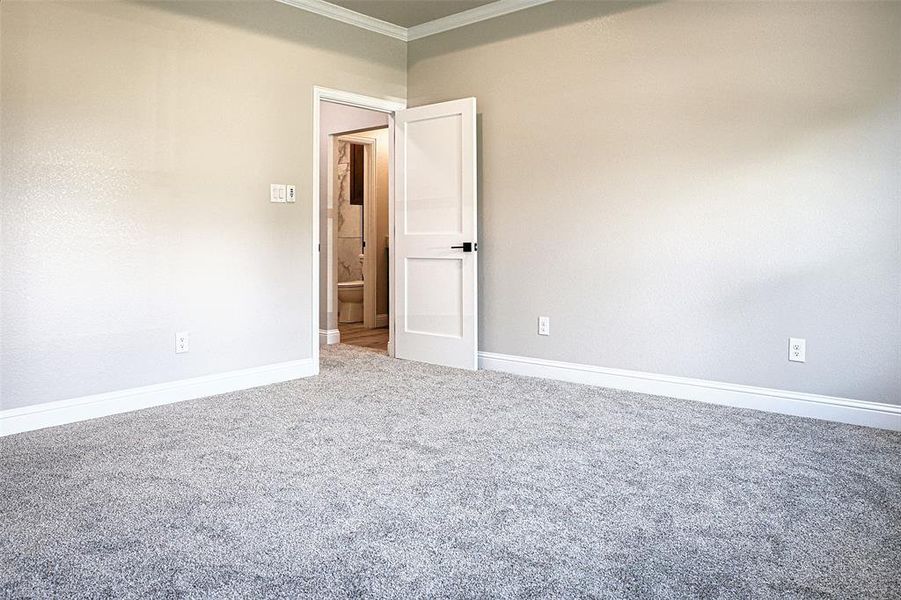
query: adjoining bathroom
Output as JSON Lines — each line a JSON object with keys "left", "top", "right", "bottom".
{"left": 319, "top": 101, "right": 390, "bottom": 352}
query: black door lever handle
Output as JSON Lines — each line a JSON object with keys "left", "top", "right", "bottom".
{"left": 450, "top": 242, "right": 477, "bottom": 252}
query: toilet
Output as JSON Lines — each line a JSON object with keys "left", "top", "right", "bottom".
{"left": 337, "top": 280, "right": 364, "bottom": 323}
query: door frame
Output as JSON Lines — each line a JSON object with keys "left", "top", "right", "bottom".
{"left": 312, "top": 86, "right": 405, "bottom": 369}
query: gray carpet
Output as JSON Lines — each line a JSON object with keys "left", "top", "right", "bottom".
{"left": 2, "top": 345, "right": 899, "bottom": 599}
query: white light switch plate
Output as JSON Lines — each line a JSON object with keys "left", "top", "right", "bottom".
{"left": 270, "top": 184, "right": 287, "bottom": 203}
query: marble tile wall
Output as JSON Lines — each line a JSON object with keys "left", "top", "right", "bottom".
{"left": 336, "top": 140, "right": 363, "bottom": 283}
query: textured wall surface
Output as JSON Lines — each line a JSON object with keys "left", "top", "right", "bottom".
{"left": 1, "top": 0, "right": 405, "bottom": 409}
{"left": 318, "top": 103, "right": 389, "bottom": 331}
{"left": 4, "top": 0, "right": 899, "bottom": 411}
{"left": 408, "top": 1, "right": 901, "bottom": 403}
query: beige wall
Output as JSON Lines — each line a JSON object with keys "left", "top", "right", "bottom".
{"left": 408, "top": 1, "right": 901, "bottom": 403}
{"left": 1, "top": 1, "right": 405, "bottom": 409}
{"left": 4, "top": 0, "right": 899, "bottom": 410}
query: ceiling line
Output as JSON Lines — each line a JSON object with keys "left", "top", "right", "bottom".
{"left": 274, "top": 0, "right": 556, "bottom": 42}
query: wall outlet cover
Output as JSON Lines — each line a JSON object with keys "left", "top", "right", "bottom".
{"left": 538, "top": 316, "right": 550, "bottom": 336}
{"left": 176, "top": 331, "right": 190, "bottom": 354}
{"left": 789, "top": 337, "right": 805, "bottom": 363}
{"left": 286, "top": 184, "right": 296, "bottom": 203}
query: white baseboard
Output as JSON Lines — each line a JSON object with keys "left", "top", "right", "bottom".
{"left": 319, "top": 328, "right": 341, "bottom": 345}
{"left": 375, "top": 314, "right": 389, "bottom": 328}
{"left": 479, "top": 352, "right": 900, "bottom": 431}
{"left": 1, "top": 358, "right": 317, "bottom": 437}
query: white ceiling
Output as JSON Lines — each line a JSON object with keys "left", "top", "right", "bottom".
{"left": 327, "top": 0, "right": 496, "bottom": 28}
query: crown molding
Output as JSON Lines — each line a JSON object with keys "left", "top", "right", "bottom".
{"left": 275, "top": 0, "right": 408, "bottom": 41}
{"left": 406, "top": 0, "right": 555, "bottom": 41}
{"left": 275, "top": 0, "right": 556, "bottom": 43}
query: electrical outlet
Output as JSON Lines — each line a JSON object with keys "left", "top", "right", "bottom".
{"left": 538, "top": 316, "right": 550, "bottom": 336}
{"left": 176, "top": 331, "right": 190, "bottom": 354}
{"left": 286, "top": 184, "right": 296, "bottom": 203}
{"left": 789, "top": 337, "right": 805, "bottom": 363}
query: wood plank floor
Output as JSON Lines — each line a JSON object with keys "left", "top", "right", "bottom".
{"left": 338, "top": 323, "right": 388, "bottom": 352}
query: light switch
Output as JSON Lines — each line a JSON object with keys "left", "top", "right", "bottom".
{"left": 270, "top": 184, "right": 287, "bottom": 203}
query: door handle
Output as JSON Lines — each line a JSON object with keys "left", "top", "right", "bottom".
{"left": 450, "top": 242, "right": 477, "bottom": 252}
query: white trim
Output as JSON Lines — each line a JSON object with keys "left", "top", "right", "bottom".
{"left": 478, "top": 352, "right": 901, "bottom": 431}
{"left": 277, "top": 0, "right": 556, "bottom": 42}
{"left": 386, "top": 108, "right": 396, "bottom": 359}
{"left": 325, "top": 134, "right": 337, "bottom": 333}
{"left": 319, "top": 328, "right": 341, "bottom": 345}
{"left": 312, "top": 89, "right": 322, "bottom": 375}
{"left": 406, "top": 0, "right": 556, "bottom": 41}
{"left": 275, "top": 0, "right": 407, "bottom": 40}
{"left": 314, "top": 87, "right": 405, "bottom": 114}
{"left": 362, "top": 136, "right": 379, "bottom": 329}
{"left": 1, "top": 359, "right": 316, "bottom": 437}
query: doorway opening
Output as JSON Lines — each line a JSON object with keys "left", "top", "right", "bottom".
{"left": 315, "top": 89, "right": 402, "bottom": 359}
{"left": 333, "top": 129, "right": 389, "bottom": 351}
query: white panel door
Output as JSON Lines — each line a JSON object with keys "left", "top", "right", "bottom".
{"left": 394, "top": 98, "right": 477, "bottom": 370}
